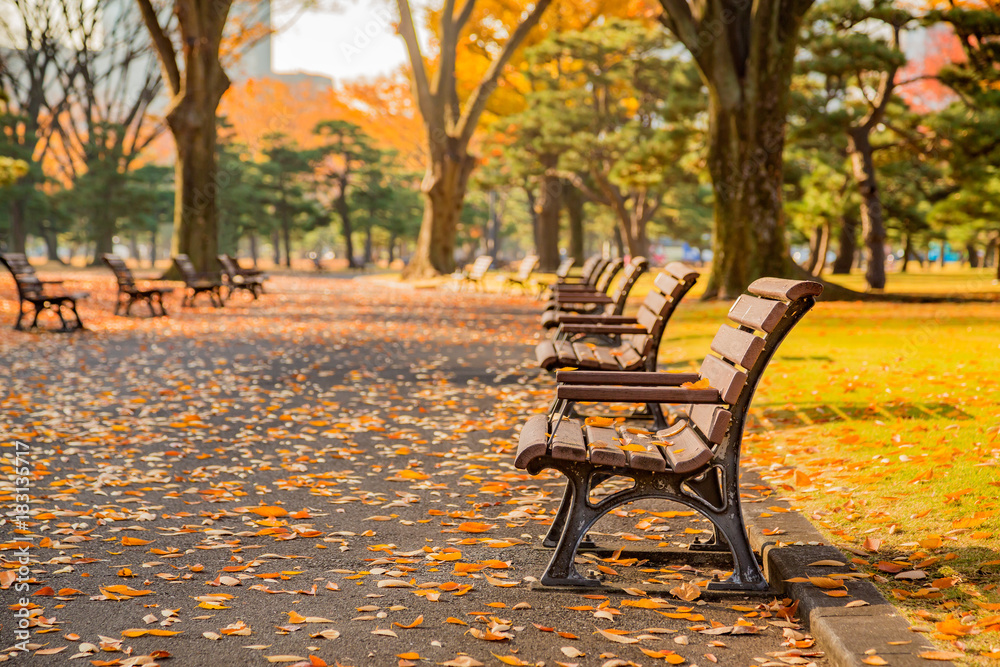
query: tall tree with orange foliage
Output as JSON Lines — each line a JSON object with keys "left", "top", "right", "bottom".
{"left": 395, "top": 0, "right": 554, "bottom": 277}
{"left": 134, "top": 0, "right": 237, "bottom": 274}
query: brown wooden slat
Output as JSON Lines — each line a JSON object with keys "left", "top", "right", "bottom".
{"left": 710, "top": 324, "right": 766, "bottom": 369}
{"left": 653, "top": 273, "right": 680, "bottom": 297}
{"left": 514, "top": 414, "right": 550, "bottom": 469}
{"left": 664, "top": 262, "right": 699, "bottom": 283}
{"left": 613, "top": 344, "right": 643, "bottom": 370}
{"left": 555, "top": 371, "right": 701, "bottom": 385}
{"left": 617, "top": 427, "right": 666, "bottom": 471}
{"left": 622, "top": 333, "right": 650, "bottom": 358}
{"left": 535, "top": 340, "right": 558, "bottom": 368}
{"left": 687, "top": 404, "right": 732, "bottom": 445}
{"left": 748, "top": 278, "right": 823, "bottom": 302}
{"left": 551, "top": 419, "right": 587, "bottom": 462}
{"left": 700, "top": 355, "right": 748, "bottom": 405}
{"left": 642, "top": 290, "right": 669, "bottom": 318}
{"left": 728, "top": 295, "right": 788, "bottom": 333}
{"left": 658, "top": 424, "right": 713, "bottom": 474}
{"left": 585, "top": 425, "right": 627, "bottom": 467}
{"left": 636, "top": 306, "right": 659, "bottom": 333}
{"left": 572, "top": 342, "right": 602, "bottom": 369}
{"left": 592, "top": 346, "right": 620, "bottom": 370}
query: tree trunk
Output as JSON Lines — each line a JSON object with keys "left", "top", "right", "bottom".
{"left": 388, "top": 232, "right": 398, "bottom": 263}
{"left": 833, "top": 213, "right": 858, "bottom": 274}
{"left": 39, "top": 222, "right": 65, "bottom": 265}
{"left": 403, "top": 144, "right": 475, "bottom": 277}
{"left": 272, "top": 229, "right": 281, "bottom": 266}
{"left": 805, "top": 221, "right": 830, "bottom": 276}
{"left": 847, "top": 128, "right": 886, "bottom": 289}
{"left": 901, "top": 232, "right": 913, "bottom": 272}
{"left": 939, "top": 241, "right": 947, "bottom": 267}
{"left": 149, "top": 228, "right": 158, "bottom": 267}
{"left": 129, "top": 233, "right": 140, "bottom": 262}
{"left": 249, "top": 232, "right": 258, "bottom": 266}
{"left": 364, "top": 225, "right": 373, "bottom": 265}
{"left": 966, "top": 240, "right": 979, "bottom": 268}
{"left": 984, "top": 235, "right": 996, "bottom": 269}
{"left": 282, "top": 212, "right": 292, "bottom": 268}
{"left": 535, "top": 164, "right": 562, "bottom": 271}
{"left": 487, "top": 190, "right": 502, "bottom": 260}
{"left": 335, "top": 184, "right": 356, "bottom": 268}
{"left": 703, "top": 90, "right": 792, "bottom": 298}
{"left": 563, "top": 183, "right": 585, "bottom": 264}
{"left": 613, "top": 227, "right": 624, "bottom": 257}
{"left": 9, "top": 198, "right": 28, "bottom": 254}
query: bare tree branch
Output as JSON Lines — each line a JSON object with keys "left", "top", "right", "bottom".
{"left": 135, "top": 0, "right": 180, "bottom": 94}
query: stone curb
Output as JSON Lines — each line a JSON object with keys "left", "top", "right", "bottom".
{"left": 741, "top": 471, "right": 950, "bottom": 667}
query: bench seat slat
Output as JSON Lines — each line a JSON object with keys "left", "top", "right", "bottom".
{"left": 687, "top": 404, "right": 732, "bottom": 445}
{"left": 618, "top": 428, "right": 666, "bottom": 471}
{"left": 592, "top": 346, "right": 620, "bottom": 370}
{"left": 571, "top": 342, "right": 602, "bottom": 369}
{"left": 660, "top": 424, "right": 714, "bottom": 474}
{"left": 613, "top": 344, "right": 643, "bottom": 370}
{"left": 585, "top": 425, "right": 627, "bottom": 467}
{"left": 551, "top": 419, "right": 587, "bottom": 461}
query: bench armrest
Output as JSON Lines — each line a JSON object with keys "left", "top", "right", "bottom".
{"left": 558, "top": 324, "right": 645, "bottom": 335}
{"left": 552, "top": 315, "right": 637, "bottom": 325}
{"left": 556, "top": 371, "right": 701, "bottom": 386}
{"left": 556, "top": 384, "right": 721, "bottom": 404}
{"left": 554, "top": 293, "right": 612, "bottom": 304}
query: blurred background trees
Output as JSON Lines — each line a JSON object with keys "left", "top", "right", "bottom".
{"left": 1, "top": 0, "right": 997, "bottom": 287}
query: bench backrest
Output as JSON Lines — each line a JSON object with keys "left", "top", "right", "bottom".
{"left": 217, "top": 254, "right": 239, "bottom": 278}
{"left": 593, "top": 257, "right": 624, "bottom": 294}
{"left": 555, "top": 257, "right": 575, "bottom": 279}
{"left": 173, "top": 254, "right": 201, "bottom": 283}
{"left": 102, "top": 254, "right": 136, "bottom": 288}
{"left": 581, "top": 257, "right": 610, "bottom": 289}
{"left": 0, "top": 253, "right": 44, "bottom": 298}
{"left": 514, "top": 255, "right": 539, "bottom": 281}
{"left": 605, "top": 256, "right": 650, "bottom": 316}
{"left": 570, "top": 255, "right": 601, "bottom": 285}
{"left": 468, "top": 255, "right": 493, "bottom": 279}
{"left": 620, "top": 262, "right": 700, "bottom": 369}
{"left": 690, "top": 278, "right": 823, "bottom": 456}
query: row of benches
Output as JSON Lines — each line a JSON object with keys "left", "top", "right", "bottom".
{"left": 0, "top": 253, "right": 267, "bottom": 331}
{"left": 515, "top": 258, "right": 823, "bottom": 591}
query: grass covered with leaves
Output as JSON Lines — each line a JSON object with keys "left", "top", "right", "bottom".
{"left": 656, "top": 293, "right": 1000, "bottom": 663}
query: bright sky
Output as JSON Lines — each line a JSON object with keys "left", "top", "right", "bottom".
{"left": 272, "top": 2, "right": 430, "bottom": 83}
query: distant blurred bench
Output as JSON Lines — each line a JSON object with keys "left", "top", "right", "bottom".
{"left": 0, "top": 253, "right": 88, "bottom": 331}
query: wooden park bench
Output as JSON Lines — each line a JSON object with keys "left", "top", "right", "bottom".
{"left": 103, "top": 254, "right": 173, "bottom": 317}
{"left": 0, "top": 253, "right": 88, "bottom": 331}
{"left": 541, "top": 256, "right": 649, "bottom": 329}
{"left": 548, "top": 256, "right": 616, "bottom": 296}
{"left": 514, "top": 278, "right": 824, "bottom": 591}
{"left": 552, "top": 255, "right": 604, "bottom": 291}
{"left": 535, "top": 263, "right": 699, "bottom": 373}
{"left": 218, "top": 254, "right": 266, "bottom": 300}
{"left": 174, "top": 254, "right": 223, "bottom": 307}
{"left": 454, "top": 255, "right": 493, "bottom": 292}
{"left": 502, "top": 255, "right": 540, "bottom": 295}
